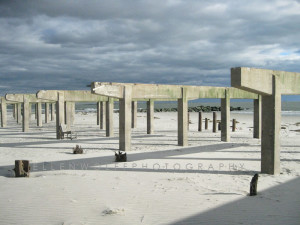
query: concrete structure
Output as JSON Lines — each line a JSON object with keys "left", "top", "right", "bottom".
{"left": 37, "top": 90, "right": 108, "bottom": 139}
{"left": 92, "top": 82, "right": 259, "bottom": 151}
{"left": 5, "top": 94, "right": 54, "bottom": 132}
{"left": 231, "top": 67, "right": 300, "bottom": 175}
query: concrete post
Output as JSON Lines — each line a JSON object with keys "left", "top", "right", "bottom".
{"left": 147, "top": 99, "right": 154, "bottom": 134}
{"left": 213, "top": 112, "right": 217, "bottom": 133}
{"left": 51, "top": 103, "right": 55, "bottom": 121}
{"left": 205, "top": 118, "right": 208, "bottom": 130}
{"left": 253, "top": 95, "right": 262, "bottom": 139}
{"left": 198, "top": 112, "right": 202, "bottom": 131}
{"left": 17, "top": 103, "right": 21, "bottom": 124}
{"left": 56, "top": 92, "right": 65, "bottom": 139}
{"left": 45, "top": 103, "right": 49, "bottom": 123}
{"left": 106, "top": 97, "right": 114, "bottom": 137}
{"left": 34, "top": 103, "right": 37, "bottom": 120}
{"left": 37, "top": 102, "right": 42, "bottom": 127}
{"left": 100, "top": 101, "right": 106, "bottom": 130}
{"left": 261, "top": 75, "right": 281, "bottom": 175}
{"left": 1, "top": 97, "right": 7, "bottom": 128}
{"left": 13, "top": 104, "right": 16, "bottom": 119}
{"left": 232, "top": 119, "right": 236, "bottom": 132}
{"left": 23, "top": 96, "right": 30, "bottom": 132}
{"left": 71, "top": 102, "right": 75, "bottom": 125}
{"left": 65, "top": 101, "right": 72, "bottom": 130}
{"left": 131, "top": 101, "right": 137, "bottom": 129}
{"left": 221, "top": 89, "right": 230, "bottom": 142}
{"left": 178, "top": 87, "right": 188, "bottom": 146}
{"left": 97, "top": 102, "right": 100, "bottom": 126}
{"left": 119, "top": 86, "right": 132, "bottom": 151}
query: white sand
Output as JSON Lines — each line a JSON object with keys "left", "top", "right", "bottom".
{"left": 0, "top": 111, "right": 299, "bottom": 225}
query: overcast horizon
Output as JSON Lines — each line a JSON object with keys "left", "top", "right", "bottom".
{"left": 0, "top": 0, "right": 300, "bottom": 101}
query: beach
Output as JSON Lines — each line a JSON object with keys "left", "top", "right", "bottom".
{"left": 0, "top": 111, "right": 299, "bottom": 225}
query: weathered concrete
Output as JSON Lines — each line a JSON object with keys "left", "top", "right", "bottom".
{"left": 65, "top": 101, "right": 73, "bottom": 130}
{"left": 131, "top": 101, "right": 137, "bottom": 129}
{"left": 253, "top": 95, "right": 262, "bottom": 139}
{"left": 100, "top": 102, "right": 106, "bottom": 130}
{"left": 119, "top": 86, "right": 132, "bottom": 151}
{"left": 231, "top": 67, "right": 300, "bottom": 175}
{"left": 198, "top": 112, "right": 202, "bottom": 131}
{"left": 17, "top": 103, "right": 21, "bottom": 124}
{"left": 97, "top": 102, "right": 101, "bottom": 126}
{"left": 45, "top": 103, "right": 49, "bottom": 123}
{"left": 106, "top": 98, "right": 114, "bottom": 137}
{"left": 23, "top": 96, "right": 30, "bottom": 132}
{"left": 51, "top": 103, "right": 55, "bottom": 121}
{"left": 37, "top": 102, "right": 42, "bottom": 127}
{"left": 221, "top": 89, "right": 230, "bottom": 142}
{"left": 178, "top": 88, "right": 188, "bottom": 146}
{"left": 1, "top": 97, "right": 7, "bottom": 128}
{"left": 56, "top": 92, "right": 65, "bottom": 139}
{"left": 13, "top": 104, "right": 16, "bottom": 119}
{"left": 147, "top": 99, "right": 154, "bottom": 134}
{"left": 213, "top": 112, "right": 217, "bottom": 133}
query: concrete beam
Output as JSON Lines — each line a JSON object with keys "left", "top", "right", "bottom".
{"left": 231, "top": 67, "right": 300, "bottom": 95}
{"left": 6, "top": 94, "right": 52, "bottom": 103}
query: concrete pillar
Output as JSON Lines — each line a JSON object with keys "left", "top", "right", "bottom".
{"left": 131, "top": 101, "right": 137, "bottom": 129}
{"left": 51, "top": 103, "right": 55, "bottom": 121}
{"left": 213, "top": 112, "right": 217, "bottom": 133}
{"left": 56, "top": 92, "right": 65, "bottom": 139}
{"left": 65, "top": 101, "right": 72, "bottom": 130}
{"left": 147, "top": 99, "right": 154, "bottom": 134}
{"left": 37, "top": 102, "right": 42, "bottom": 127}
{"left": 100, "top": 101, "right": 106, "bottom": 130}
{"left": 45, "top": 103, "right": 49, "bottom": 123}
{"left": 205, "top": 118, "right": 208, "bottom": 130}
{"left": 1, "top": 97, "right": 7, "bottom": 128}
{"left": 34, "top": 103, "right": 37, "bottom": 120}
{"left": 106, "top": 97, "right": 114, "bottom": 137}
{"left": 119, "top": 86, "right": 132, "bottom": 151}
{"left": 253, "top": 95, "right": 262, "bottom": 139}
{"left": 178, "top": 87, "right": 188, "bottom": 146}
{"left": 198, "top": 112, "right": 202, "bottom": 131}
{"left": 232, "top": 119, "right": 236, "bottom": 132}
{"left": 23, "top": 96, "right": 30, "bottom": 132}
{"left": 261, "top": 75, "right": 281, "bottom": 175}
{"left": 13, "top": 104, "right": 16, "bottom": 119}
{"left": 71, "top": 102, "right": 75, "bottom": 125}
{"left": 221, "top": 89, "right": 230, "bottom": 142}
{"left": 17, "top": 103, "right": 21, "bottom": 124}
{"left": 97, "top": 102, "right": 100, "bottom": 126}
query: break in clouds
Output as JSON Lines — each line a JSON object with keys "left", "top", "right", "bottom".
{"left": 0, "top": 0, "right": 300, "bottom": 95}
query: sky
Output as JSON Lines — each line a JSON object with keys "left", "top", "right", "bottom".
{"left": 0, "top": 0, "right": 300, "bottom": 100}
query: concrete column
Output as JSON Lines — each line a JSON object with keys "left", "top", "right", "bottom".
{"left": 17, "top": 103, "right": 21, "bottom": 124}
{"left": 147, "top": 99, "right": 154, "bottom": 134}
{"left": 205, "top": 118, "right": 208, "bottom": 130}
{"left": 13, "top": 104, "right": 16, "bottom": 119}
{"left": 65, "top": 101, "right": 72, "bottom": 130}
{"left": 51, "top": 103, "right": 55, "bottom": 121}
{"left": 100, "top": 101, "right": 106, "bottom": 130}
{"left": 198, "top": 112, "right": 202, "bottom": 131}
{"left": 45, "top": 103, "right": 49, "bottom": 123}
{"left": 23, "top": 96, "right": 30, "bottom": 132}
{"left": 253, "top": 95, "right": 262, "bottom": 139}
{"left": 97, "top": 102, "right": 101, "bottom": 126}
{"left": 71, "top": 102, "right": 75, "bottom": 125}
{"left": 213, "top": 112, "right": 217, "bottom": 133}
{"left": 106, "top": 97, "right": 114, "bottom": 137}
{"left": 131, "top": 101, "right": 137, "bottom": 129}
{"left": 34, "top": 103, "right": 37, "bottom": 120}
{"left": 119, "top": 86, "right": 132, "bottom": 151}
{"left": 1, "top": 97, "right": 7, "bottom": 128}
{"left": 221, "top": 89, "right": 230, "bottom": 142}
{"left": 37, "top": 102, "right": 42, "bottom": 127}
{"left": 178, "top": 87, "right": 188, "bottom": 146}
{"left": 261, "top": 75, "right": 281, "bottom": 175}
{"left": 56, "top": 92, "right": 65, "bottom": 139}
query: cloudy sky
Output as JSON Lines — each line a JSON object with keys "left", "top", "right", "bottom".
{"left": 0, "top": 0, "right": 300, "bottom": 100}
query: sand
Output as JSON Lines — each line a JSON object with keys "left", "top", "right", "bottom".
{"left": 0, "top": 111, "right": 299, "bottom": 225}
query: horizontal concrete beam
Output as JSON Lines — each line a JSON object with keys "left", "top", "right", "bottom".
{"left": 5, "top": 94, "right": 54, "bottom": 103}
{"left": 231, "top": 67, "right": 300, "bottom": 95}
{"left": 37, "top": 90, "right": 108, "bottom": 102}
{"left": 92, "top": 82, "right": 258, "bottom": 100}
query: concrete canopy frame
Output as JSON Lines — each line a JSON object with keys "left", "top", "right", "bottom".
{"left": 231, "top": 67, "right": 300, "bottom": 175}
{"left": 37, "top": 90, "right": 108, "bottom": 139}
{"left": 92, "top": 82, "right": 259, "bottom": 151}
{"left": 5, "top": 94, "right": 55, "bottom": 132}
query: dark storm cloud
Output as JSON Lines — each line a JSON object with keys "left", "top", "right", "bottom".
{"left": 0, "top": 0, "right": 300, "bottom": 96}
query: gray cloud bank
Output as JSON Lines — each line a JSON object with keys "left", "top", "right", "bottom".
{"left": 0, "top": 0, "right": 300, "bottom": 98}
